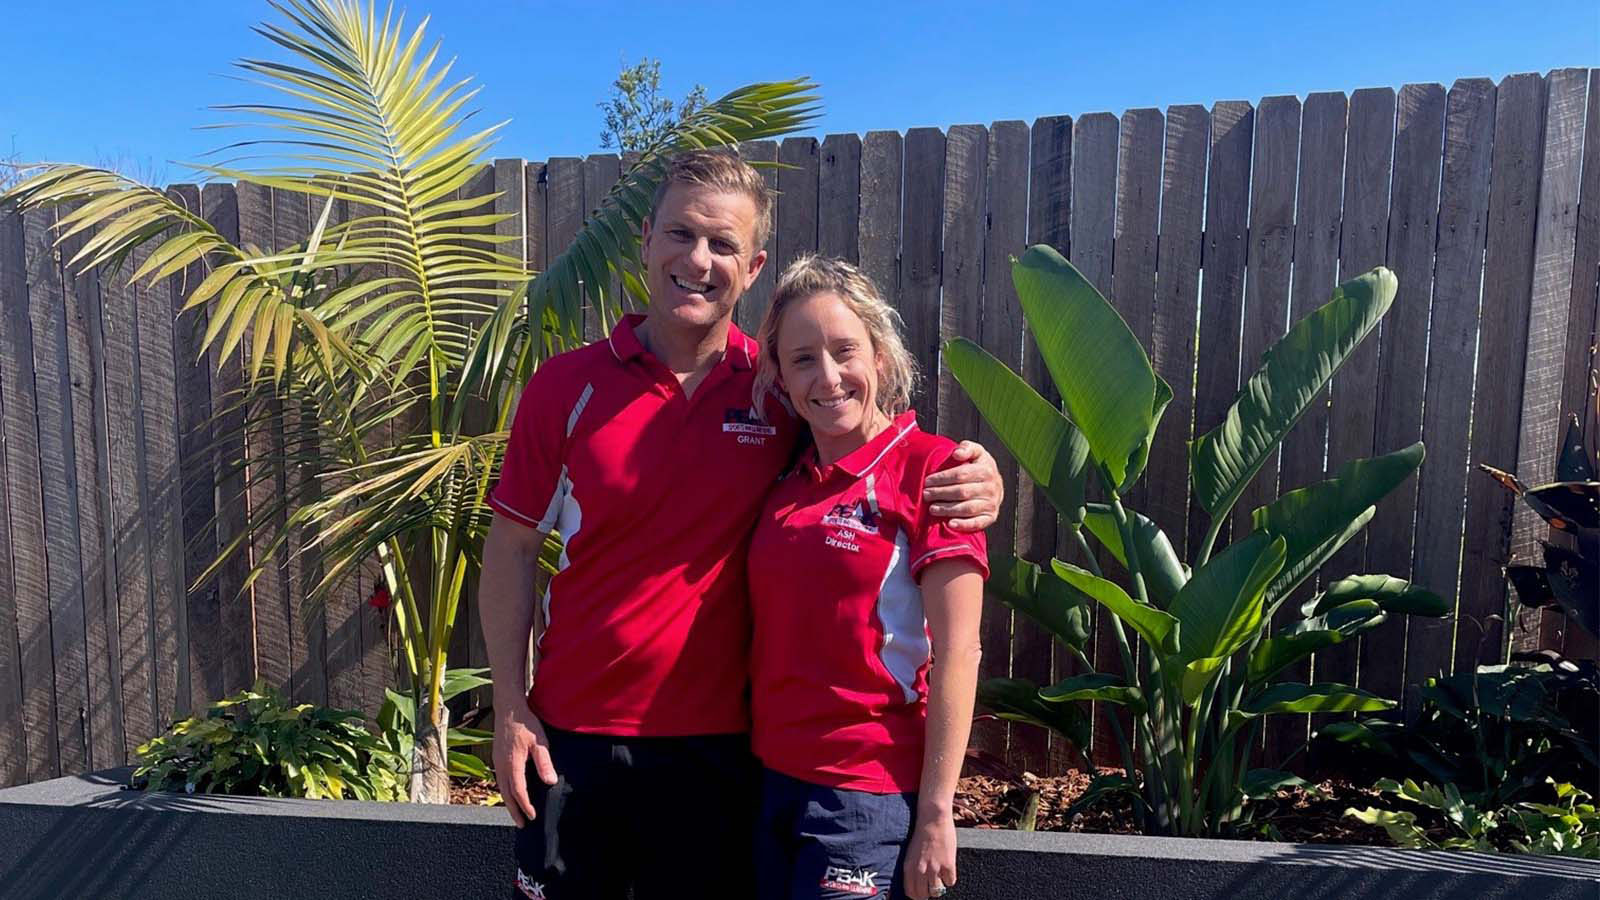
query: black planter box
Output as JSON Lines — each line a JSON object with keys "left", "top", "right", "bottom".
{"left": 0, "top": 770, "right": 1595, "bottom": 899}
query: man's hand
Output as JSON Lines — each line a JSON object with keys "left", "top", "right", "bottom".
{"left": 923, "top": 440, "right": 1003, "bottom": 531}
{"left": 493, "top": 696, "right": 558, "bottom": 827}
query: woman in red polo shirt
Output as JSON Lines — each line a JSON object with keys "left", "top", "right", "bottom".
{"left": 746, "top": 255, "right": 988, "bottom": 900}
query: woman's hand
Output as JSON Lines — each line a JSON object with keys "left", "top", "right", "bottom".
{"left": 903, "top": 810, "right": 958, "bottom": 899}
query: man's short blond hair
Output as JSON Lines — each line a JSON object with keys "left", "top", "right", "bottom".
{"left": 648, "top": 149, "right": 774, "bottom": 251}
{"left": 752, "top": 255, "right": 918, "bottom": 419}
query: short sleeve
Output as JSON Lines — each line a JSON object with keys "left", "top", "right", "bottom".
{"left": 908, "top": 446, "right": 990, "bottom": 584}
{"left": 488, "top": 364, "right": 571, "bottom": 532}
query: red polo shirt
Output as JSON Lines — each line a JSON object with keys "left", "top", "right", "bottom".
{"left": 489, "top": 315, "right": 798, "bottom": 736}
{"left": 747, "top": 411, "right": 988, "bottom": 793}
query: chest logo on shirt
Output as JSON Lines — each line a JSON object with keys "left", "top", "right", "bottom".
{"left": 822, "top": 500, "right": 880, "bottom": 535}
{"left": 723, "top": 407, "right": 777, "bottom": 444}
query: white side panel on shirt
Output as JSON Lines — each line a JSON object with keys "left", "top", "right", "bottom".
{"left": 875, "top": 531, "right": 928, "bottom": 704}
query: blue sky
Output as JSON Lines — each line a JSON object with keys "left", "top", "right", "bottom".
{"left": 3, "top": 0, "right": 1595, "bottom": 183}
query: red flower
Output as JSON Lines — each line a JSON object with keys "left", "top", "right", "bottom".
{"left": 368, "top": 584, "right": 391, "bottom": 610}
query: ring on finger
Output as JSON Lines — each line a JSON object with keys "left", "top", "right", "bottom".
{"left": 930, "top": 882, "right": 947, "bottom": 898}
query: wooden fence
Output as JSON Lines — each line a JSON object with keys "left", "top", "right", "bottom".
{"left": 1, "top": 69, "right": 1595, "bottom": 787}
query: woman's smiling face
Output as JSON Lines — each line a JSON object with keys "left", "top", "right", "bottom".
{"left": 776, "top": 290, "right": 887, "bottom": 454}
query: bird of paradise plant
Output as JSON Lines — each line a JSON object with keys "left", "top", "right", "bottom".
{"left": 2, "top": 0, "right": 818, "bottom": 801}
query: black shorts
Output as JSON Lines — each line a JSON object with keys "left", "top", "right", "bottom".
{"left": 511, "top": 725, "right": 759, "bottom": 900}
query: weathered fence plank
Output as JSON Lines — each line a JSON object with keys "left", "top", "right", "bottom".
{"left": 277, "top": 186, "right": 328, "bottom": 707}
{"left": 900, "top": 129, "right": 944, "bottom": 427}
{"left": 1362, "top": 84, "right": 1446, "bottom": 707}
{"left": 982, "top": 120, "right": 1031, "bottom": 770}
{"left": 200, "top": 182, "right": 254, "bottom": 703}
{"left": 1267, "top": 91, "right": 1347, "bottom": 762}
{"left": 99, "top": 218, "right": 157, "bottom": 748}
{"left": 25, "top": 205, "right": 90, "bottom": 774}
{"left": 777, "top": 137, "right": 821, "bottom": 282}
{"left": 1232, "top": 96, "right": 1299, "bottom": 539}
{"left": 1025, "top": 113, "right": 1073, "bottom": 774}
{"left": 1112, "top": 105, "right": 1163, "bottom": 506}
{"left": 1147, "top": 106, "right": 1206, "bottom": 557}
{"left": 342, "top": 186, "right": 395, "bottom": 720}
{"left": 819, "top": 133, "right": 861, "bottom": 262}
{"left": 940, "top": 124, "right": 1004, "bottom": 759}
{"left": 1556, "top": 70, "right": 1600, "bottom": 660}
{"left": 1321, "top": 91, "right": 1396, "bottom": 706}
{"left": 235, "top": 182, "right": 289, "bottom": 698}
{"left": 1457, "top": 73, "right": 1548, "bottom": 669}
{"left": 0, "top": 210, "right": 40, "bottom": 784}
{"left": 1189, "top": 101, "right": 1253, "bottom": 557}
{"left": 582, "top": 154, "right": 623, "bottom": 334}
{"left": 315, "top": 189, "right": 363, "bottom": 716}
{"left": 167, "top": 183, "right": 208, "bottom": 722}
{"left": 735, "top": 140, "right": 779, "bottom": 332}
{"left": 58, "top": 209, "right": 123, "bottom": 768}
{"left": 1406, "top": 79, "right": 1498, "bottom": 701}
{"left": 857, "top": 131, "right": 901, "bottom": 311}
{"left": 1509, "top": 68, "right": 1589, "bottom": 654}
{"left": 545, "top": 158, "right": 587, "bottom": 340}
{"left": 1068, "top": 111, "right": 1121, "bottom": 762}
{"left": 133, "top": 231, "right": 188, "bottom": 728}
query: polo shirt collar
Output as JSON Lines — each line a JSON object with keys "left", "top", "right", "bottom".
{"left": 607, "top": 314, "right": 757, "bottom": 372}
{"left": 802, "top": 410, "right": 919, "bottom": 481}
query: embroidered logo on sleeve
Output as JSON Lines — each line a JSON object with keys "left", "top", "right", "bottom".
{"left": 820, "top": 865, "right": 880, "bottom": 896}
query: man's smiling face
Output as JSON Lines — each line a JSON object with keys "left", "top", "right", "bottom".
{"left": 639, "top": 182, "right": 767, "bottom": 332}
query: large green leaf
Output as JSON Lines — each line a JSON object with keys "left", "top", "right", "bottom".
{"left": 1240, "top": 768, "right": 1309, "bottom": 799}
{"left": 1052, "top": 561, "right": 1179, "bottom": 654}
{"left": 1011, "top": 245, "right": 1158, "bottom": 487}
{"left": 1248, "top": 631, "right": 1343, "bottom": 683}
{"left": 978, "top": 678, "right": 1091, "bottom": 750}
{"left": 1252, "top": 443, "right": 1425, "bottom": 609}
{"left": 1169, "top": 533, "right": 1287, "bottom": 667}
{"left": 1039, "top": 673, "right": 1146, "bottom": 712}
{"left": 1191, "top": 267, "right": 1397, "bottom": 523}
{"left": 1082, "top": 503, "right": 1187, "bottom": 606}
{"left": 1228, "top": 682, "right": 1396, "bottom": 729}
{"left": 984, "top": 552, "right": 1091, "bottom": 651}
{"left": 1248, "top": 600, "right": 1386, "bottom": 683}
{"left": 1121, "top": 375, "right": 1174, "bottom": 493}
{"left": 1304, "top": 575, "right": 1447, "bottom": 618}
{"left": 946, "top": 337, "right": 1091, "bottom": 524}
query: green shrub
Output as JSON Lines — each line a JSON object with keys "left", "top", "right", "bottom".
{"left": 133, "top": 681, "right": 405, "bottom": 802}
{"left": 1347, "top": 777, "right": 1599, "bottom": 857}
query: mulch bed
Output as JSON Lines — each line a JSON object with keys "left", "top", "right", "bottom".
{"left": 952, "top": 769, "right": 1396, "bottom": 846}
{"left": 449, "top": 769, "right": 1408, "bottom": 847}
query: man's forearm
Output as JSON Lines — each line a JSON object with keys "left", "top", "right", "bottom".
{"left": 479, "top": 523, "right": 544, "bottom": 708}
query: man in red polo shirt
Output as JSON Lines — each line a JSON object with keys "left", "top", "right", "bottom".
{"left": 479, "top": 151, "right": 1000, "bottom": 900}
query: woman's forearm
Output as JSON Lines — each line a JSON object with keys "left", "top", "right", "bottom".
{"left": 918, "top": 639, "right": 981, "bottom": 816}
{"left": 916, "top": 564, "right": 985, "bottom": 818}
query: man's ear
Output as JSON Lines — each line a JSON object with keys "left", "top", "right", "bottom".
{"left": 747, "top": 248, "right": 767, "bottom": 280}
{"left": 640, "top": 216, "right": 653, "bottom": 256}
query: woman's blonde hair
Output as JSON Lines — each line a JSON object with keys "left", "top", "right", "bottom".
{"left": 751, "top": 255, "right": 918, "bottom": 418}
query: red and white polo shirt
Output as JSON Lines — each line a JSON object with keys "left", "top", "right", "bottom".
{"left": 747, "top": 411, "right": 988, "bottom": 793}
{"left": 489, "top": 314, "right": 799, "bottom": 737}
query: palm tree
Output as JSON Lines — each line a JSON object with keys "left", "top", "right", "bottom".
{"left": 2, "top": 0, "right": 818, "bottom": 801}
